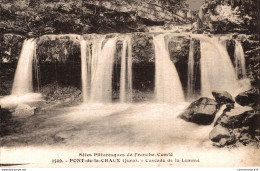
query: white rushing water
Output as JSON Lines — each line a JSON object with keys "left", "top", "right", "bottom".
{"left": 80, "top": 36, "right": 105, "bottom": 102}
{"left": 80, "top": 35, "right": 133, "bottom": 103}
{"left": 0, "top": 38, "right": 42, "bottom": 108}
{"left": 127, "top": 37, "right": 133, "bottom": 102}
{"left": 80, "top": 39, "right": 88, "bottom": 102}
{"left": 153, "top": 34, "right": 185, "bottom": 104}
{"left": 81, "top": 36, "right": 115, "bottom": 103}
{"left": 11, "top": 39, "right": 36, "bottom": 95}
{"left": 1, "top": 33, "right": 251, "bottom": 108}
{"left": 120, "top": 36, "right": 132, "bottom": 103}
{"left": 234, "top": 39, "right": 247, "bottom": 79}
{"left": 200, "top": 36, "right": 240, "bottom": 97}
{"left": 90, "top": 38, "right": 117, "bottom": 103}
{"left": 187, "top": 39, "right": 195, "bottom": 100}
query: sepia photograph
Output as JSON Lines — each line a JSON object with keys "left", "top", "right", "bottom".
{"left": 0, "top": 0, "right": 259, "bottom": 169}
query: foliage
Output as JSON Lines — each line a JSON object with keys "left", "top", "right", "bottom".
{"left": 160, "top": 0, "right": 188, "bottom": 13}
{"left": 200, "top": 0, "right": 257, "bottom": 34}
{"left": 210, "top": 5, "right": 243, "bottom": 24}
{"left": 0, "top": 34, "right": 25, "bottom": 62}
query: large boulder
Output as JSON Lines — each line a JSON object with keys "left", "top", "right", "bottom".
{"left": 180, "top": 97, "right": 219, "bottom": 125}
{"left": 235, "top": 88, "right": 260, "bottom": 110}
{"left": 12, "top": 104, "right": 36, "bottom": 117}
{"left": 212, "top": 105, "right": 260, "bottom": 147}
{"left": 214, "top": 106, "right": 255, "bottom": 129}
{"left": 212, "top": 91, "right": 235, "bottom": 106}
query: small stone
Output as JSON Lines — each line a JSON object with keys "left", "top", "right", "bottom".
{"left": 219, "top": 138, "right": 227, "bottom": 146}
{"left": 223, "top": 103, "right": 235, "bottom": 112}
{"left": 233, "top": 129, "right": 241, "bottom": 140}
{"left": 56, "top": 132, "right": 71, "bottom": 139}
{"left": 239, "top": 133, "right": 251, "bottom": 145}
{"left": 65, "top": 98, "right": 71, "bottom": 102}
{"left": 239, "top": 133, "right": 250, "bottom": 141}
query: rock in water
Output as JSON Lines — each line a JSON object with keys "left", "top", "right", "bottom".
{"left": 180, "top": 97, "right": 219, "bottom": 125}
{"left": 235, "top": 88, "right": 260, "bottom": 110}
{"left": 212, "top": 91, "right": 234, "bottom": 106}
{"left": 13, "top": 104, "right": 36, "bottom": 117}
{"left": 209, "top": 125, "right": 231, "bottom": 142}
{"left": 214, "top": 106, "right": 255, "bottom": 129}
{"left": 213, "top": 105, "right": 259, "bottom": 147}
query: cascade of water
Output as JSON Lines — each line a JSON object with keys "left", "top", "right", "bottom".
{"left": 187, "top": 39, "right": 195, "bottom": 100}
{"left": 119, "top": 37, "right": 132, "bottom": 103}
{"left": 200, "top": 37, "right": 239, "bottom": 97}
{"left": 153, "top": 34, "right": 185, "bottom": 104}
{"left": 80, "top": 39, "right": 88, "bottom": 102}
{"left": 127, "top": 38, "right": 133, "bottom": 102}
{"left": 90, "top": 38, "right": 117, "bottom": 103}
{"left": 90, "top": 36, "right": 105, "bottom": 86}
{"left": 234, "top": 40, "right": 247, "bottom": 79}
{"left": 80, "top": 36, "right": 105, "bottom": 102}
{"left": 12, "top": 39, "right": 36, "bottom": 95}
{"left": 120, "top": 39, "right": 127, "bottom": 102}
{"left": 81, "top": 35, "right": 133, "bottom": 103}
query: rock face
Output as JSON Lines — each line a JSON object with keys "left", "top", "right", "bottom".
{"left": 12, "top": 104, "right": 36, "bottom": 117}
{"left": 180, "top": 97, "right": 219, "bottom": 125}
{"left": 86, "top": 0, "right": 189, "bottom": 23}
{"left": 0, "top": 0, "right": 191, "bottom": 37}
{"left": 235, "top": 88, "right": 260, "bottom": 110}
{"left": 212, "top": 91, "right": 235, "bottom": 106}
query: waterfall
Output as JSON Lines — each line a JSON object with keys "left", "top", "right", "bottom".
{"left": 187, "top": 39, "right": 195, "bottom": 100}
{"left": 234, "top": 40, "right": 247, "bottom": 79}
{"left": 127, "top": 38, "right": 133, "bottom": 102}
{"left": 120, "top": 37, "right": 132, "bottom": 103}
{"left": 12, "top": 39, "right": 36, "bottom": 95}
{"left": 153, "top": 34, "right": 185, "bottom": 104}
{"left": 90, "top": 36, "right": 106, "bottom": 87}
{"left": 81, "top": 35, "right": 133, "bottom": 103}
{"left": 80, "top": 36, "right": 117, "bottom": 103}
{"left": 200, "top": 37, "right": 239, "bottom": 97}
{"left": 80, "top": 39, "right": 88, "bottom": 102}
{"left": 90, "top": 38, "right": 117, "bottom": 103}
{"left": 7, "top": 34, "right": 249, "bottom": 106}
{"left": 80, "top": 36, "right": 105, "bottom": 102}
{"left": 120, "top": 39, "right": 127, "bottom": 102}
